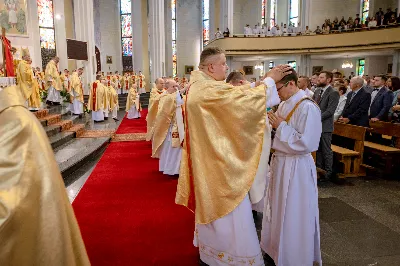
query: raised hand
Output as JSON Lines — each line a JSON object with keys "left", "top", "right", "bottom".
{"left": 264, "top": 65, "right": 293, "bottom": 83}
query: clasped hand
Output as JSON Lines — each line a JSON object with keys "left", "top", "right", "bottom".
{"left": 268, "top": 111, "right": 285, "bottom": 129}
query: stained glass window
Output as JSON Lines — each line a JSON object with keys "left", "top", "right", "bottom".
{"left": 37, "top": 0, "right": 54, "bottom": 27}
{"left": 37, "top": 0, "right": 56, "bottom": 69}
{"left": 261, "top": 0, "right": 266, "bottom": 26}
{"left": 120, "top": 0, "right": 131, "bottom": 15}
{"left": 172, "top": 0, "right": 177, "bottom": 77}
{"left": 202, "top": 0, "right": 210, "bottom": 46}
{"left": 40, "top": 28, "right": 56, "bottom": 49}
{"left": 270, "top": 0, "right": 276, "bottom": 27}
{"left": 121, "top": 38, "right": 133, "bottom": 56}
{"left": 288, "top": 61, "right": 297, "bottom": 70}
{"left": 289, "top": 0, "right": 299, "bottom": 26}
{"left": 120, "top": 0, "right": 133, "bottom": 66}
{"left": 358, "top": 59, "right": 365, "bottom": 76}
{"left": 361, "top": 0, "right": 369, "bottom": 23}
{"left": 121, "top": 15, "right": 132, "bottom": 37}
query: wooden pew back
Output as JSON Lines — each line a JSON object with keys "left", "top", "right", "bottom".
{"left": 369, "top": 121, "right": 400, "bottom": 148}
{"left": 333, "top": 122, "right": 367, "bottom": 174}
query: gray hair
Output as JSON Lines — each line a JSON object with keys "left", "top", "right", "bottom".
{"left": 351, "top": 76, "right": 364, "bottom": 87}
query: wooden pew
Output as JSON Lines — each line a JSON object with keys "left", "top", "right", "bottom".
{"left": 363, "top": 121, "right": 400, "bottom": 176}
{"left": 330, "top": 122, "right": 367, "bottom": 178}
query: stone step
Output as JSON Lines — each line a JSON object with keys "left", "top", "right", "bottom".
{"left": 45, "top": 124, "right": 62, "bottom": 138}
{"left": 54, "top": 137, "right": 110, "bottom": 185}
{"left": 49, "top": 131, "right": 76, "bottom": 150}
{"left": 40, "top": 114, "right": 62, "bottom": 126}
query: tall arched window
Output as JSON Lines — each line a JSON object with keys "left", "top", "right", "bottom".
{"left": 120, "top": 0, "right": 133, "bottom": 71}
{"left": 172, "top": 0, "right": 177, "bottom": 77}
{"left": 261, "top": 0, "right": 266, "bottom": 25}
{"left": 270, "top": 0, "right": 276, "bottom": 26}
{"left": 37, "top": 0, "right": 56, "bottom": 70}
{"left": 202, "top": 0, "right": 210, "bottom": 47}
{"left": 289, "top": 0, "right": 299, "bottom": 26}
{"left": 361, "top": 0, "right": 369, "bottom": 23}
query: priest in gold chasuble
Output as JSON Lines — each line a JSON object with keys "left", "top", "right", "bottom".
{"left": 45, "top": 56, "right": 62, "bottom": 105}
{"left": 151, "top": 79, "right": 184, "bottom": 175}
{"left": 175, "top": 47, "right": 287, "bottom": 266}
{"left": 0, "top": 86, "right": 90, "bottom": 265}
{"left": 108, "top": 84, "right": 119, "bottom": 121}
{"left": 69, "top": 68, "right": 84, "bottom": 116}
{"left": 126, "top": 84, "right": 141, "bottom": 119}
{"left": 88, "top": 75, "right": 107, "bottom": 122}
{"left": 146, "top": 78, "right": 166, "bottom": 142}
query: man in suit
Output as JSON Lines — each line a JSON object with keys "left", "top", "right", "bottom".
{"left": 339, "top": 76, "right": 371, "bottom": 127}
{"left": 369, "top": 75, "right": 394, "bottom": 122}
{"left": 313, "top": 71, "right": 339, "bottom": 180}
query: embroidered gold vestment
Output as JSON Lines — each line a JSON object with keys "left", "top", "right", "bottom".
{"left": 175, "top": 70, "right": 267, "bottom": 224}
{"left": 0, "top": 87, "right": 90, "bottom": 265}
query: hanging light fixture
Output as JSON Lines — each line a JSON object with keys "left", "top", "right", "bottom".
{"left": 342, "top": 56, "right": 353, "bottom": 69}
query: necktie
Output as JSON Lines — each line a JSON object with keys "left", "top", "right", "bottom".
{"left": 349, "top": 92, "right": 356, "bottom": 102}
{"left": 315, "top": 89, "right": 324, "bottom": 104}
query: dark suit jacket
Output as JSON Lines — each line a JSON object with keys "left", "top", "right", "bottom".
{"left": 369, "top": 87, "right": 394, "bottom": 121}
{"left": 341, "top": 87, "right": 371, "bottom": 127}
{"left": 313, "top": 86, "right": 340, "bottom": 133}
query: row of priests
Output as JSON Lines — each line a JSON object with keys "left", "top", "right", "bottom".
{"left": 100, "top": 71, "right": 146, "bottom": 95}
{"left": 146, "top": 77, "right": 184, "bottom": 176}
{"left": 88, "top": 74, "right": 120, "bottom": 122}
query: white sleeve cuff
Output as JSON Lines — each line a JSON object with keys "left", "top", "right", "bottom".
{"left": 264, "top": 77, "right": 280, "bottom": 108}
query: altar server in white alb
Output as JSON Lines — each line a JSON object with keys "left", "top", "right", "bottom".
{"left": 151, "top": 79, "right": 184, "bottom": 175}
{"left": 69, "top": 68, "right": 84, "bottom": 117}
{"left": 261, "top": 69, "right": 322, "bottom": 266}
{"left": 126, "top": 84, "right": 142, "bottom": 119}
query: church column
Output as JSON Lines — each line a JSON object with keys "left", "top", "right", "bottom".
{"left": 266, "top": 0, "right": 271, "bottom": 26}
{"left": 132, "top": 0, "right": 144, "bottom": 72}
{"left": 276, "top": 0, "right": 289, "bottom": 26}
{"left": 220, "top": 0, "right": 233, "bottom": 33}
{"left": 297, "top": 54, "right": 311, "bottom": 77}
{"left": 210, "top": 0, "right": 216, "bottom": 39}
{"left": 53, "top": 0, "right": 68, "bottom": 70}
{"left": 149, "top": 0, "right": 166, "bottom": 81}
{"left": 392, "top": 50, "right": 400, "bottom": 77}
{"left": 74, "top": 0, "right": 96, "bottom": 94}
{"left": 300, "top": 0, "right": 311, "bottom": 30}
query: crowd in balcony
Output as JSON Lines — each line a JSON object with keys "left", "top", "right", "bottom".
{"left": 213, "top": 7, "right": 400, "bottom": 39}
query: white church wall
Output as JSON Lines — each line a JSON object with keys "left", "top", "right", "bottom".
{"left": 309, "top": 0, "right": 360, "bottom": 31}
{"left": 365, "top": 56, "right": 393, "bottom": 76}
{"left": 98, "top": 0, "right": 122, "bottom": 73}
{"left": 0, "top": 0, "right": 41, "bottom": 68}
{"left": 176, "top": 0, "right": 201, "bottom": 78}
{"left": 311, "top": 58, "right": 358, "bottom": 78}
{"left": 232, "top": 0, "right": 261, "bottom": 34}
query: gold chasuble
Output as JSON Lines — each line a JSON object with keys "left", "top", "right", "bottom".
{"left": 16, "top": 60, "right": 33, "bottom": 100}
{"left": 28, "top": 74, "right": 42, "bottom": 109}
{"left": 126, "top": 87, "right": 141, "bottom": 111}
{"left": 146, "top": 87, "right": 165, "bottom": 141}
{"left": 175, "top": 71, "right": 267, "bottom": 225}
{"left": 0, "top": 87, "right": 90, "bottom": 265}
{"left": 109, "top": 85, "right": 119, "bottom": 110}
{"left": 45, "top": 60, "right": 62, "bottom": 91}
{"left": 70, "top": 72, "right": 84, "bottom": 103}
{"left": 151, "top": 92, "right": 181, "bottom": 157}
{"left": 88, "top": 81, "right": 106, "bottom": 111}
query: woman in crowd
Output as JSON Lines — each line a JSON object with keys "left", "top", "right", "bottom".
{"left": 334, "top": 85, "right": 348, "bottom": 121}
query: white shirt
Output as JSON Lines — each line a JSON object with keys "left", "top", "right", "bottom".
{"left": 214, "top": 31, "right": 223, "bottom": 38}
{"left": 334, "top": 95, "right": 347, "bottom": 121}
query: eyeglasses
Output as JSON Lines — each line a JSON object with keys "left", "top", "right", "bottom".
{"left": 276, "top": 81, "right": 290, "bottom": 91}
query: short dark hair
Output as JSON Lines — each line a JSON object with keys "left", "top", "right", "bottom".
{"left": 96, "top": 74, "right": 102, "bottom": 80}
{"left": 319, "top": 71, "right": 333, "bottom": 82}
{"left": 226, "top": 71, "right": 245, "bottom": 83}
{"left": 277, "top": 68, "right": 298, "bottom": 85}
{"left": 200, "top": 47, "right": 225, "bottom": 65}
{"left": 376, "top": 74, "right": 388, "bottom": 82}
{"left": 338, "top": 85, "right": 347, "bottom": 95}
{"left": 312, "top": 72, "right": 320, "bottom": 77}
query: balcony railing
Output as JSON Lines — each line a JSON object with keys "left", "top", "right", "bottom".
{"left": 207, "top": 27, "right": 400, "bottom": 55}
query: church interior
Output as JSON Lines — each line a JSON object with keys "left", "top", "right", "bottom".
{"left": 1, "top": 0, "right": 400, "bottom": 265}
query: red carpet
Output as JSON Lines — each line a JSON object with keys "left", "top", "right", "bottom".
{"left": 73, "top": 111, "right": 198, "bottom": 265}
{"left": 116, "top": 109, "right": 149, "bottom": 134}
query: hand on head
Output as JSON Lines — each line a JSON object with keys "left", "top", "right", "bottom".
{"left": 264, "top": 65, "right": 293, "bottom": 83}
